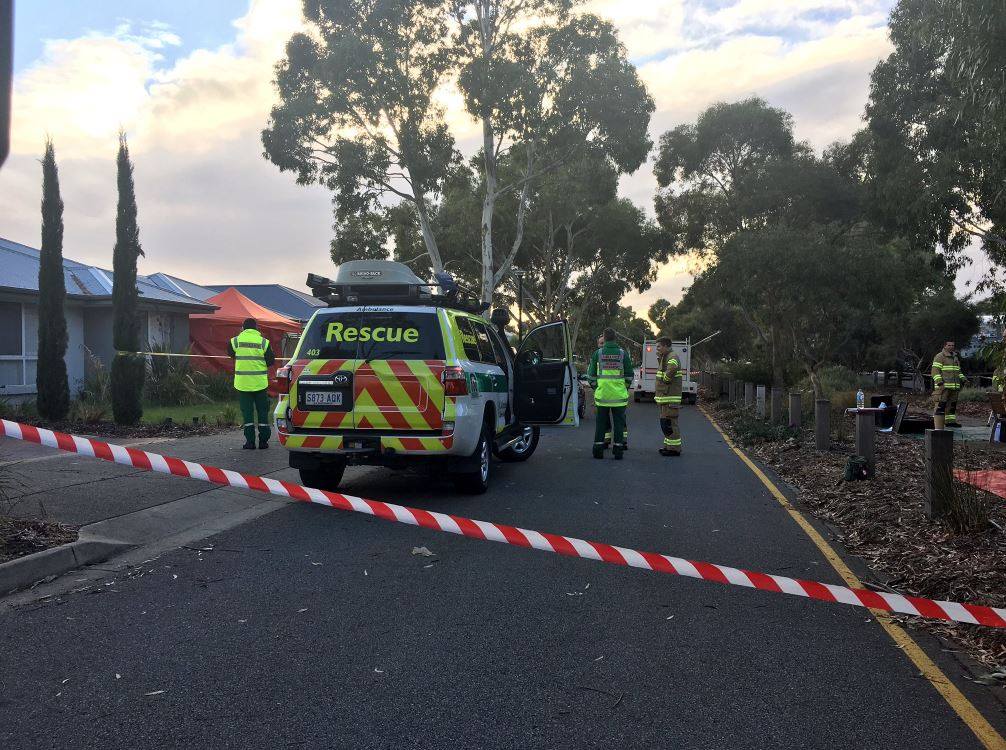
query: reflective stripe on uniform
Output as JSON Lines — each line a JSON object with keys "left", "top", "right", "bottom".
{"left": 663, "top": 437, "right": 682, "bottom": 446}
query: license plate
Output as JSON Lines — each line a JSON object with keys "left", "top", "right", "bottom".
{"left": 305, "top": 391, "right": 343, "bottom": 407}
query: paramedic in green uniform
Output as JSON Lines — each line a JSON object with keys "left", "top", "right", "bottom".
{"left": 229, "top": 318, "right": 276, "bottom": 449}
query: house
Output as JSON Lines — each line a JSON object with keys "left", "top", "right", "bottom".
{"left": 0, "top": 236, "right": 215, "bottom": 399}
{"left": 144, "top": 274, "right": 325, "bottom": 323}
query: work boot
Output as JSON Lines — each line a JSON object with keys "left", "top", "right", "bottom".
{"left": 593, "top": 443, "right": 605, "bottom": 459}
{"left": 659, "top": 448, "right": 680, "bottom": 457}
{"left": 242, "top": 443, "right": 256, "bottom": 450}
{"left": 613, "top": 450, "right": 624, "bottom": 460}
{"left": 258, "top": 441, "right": 269, "bottom": 450}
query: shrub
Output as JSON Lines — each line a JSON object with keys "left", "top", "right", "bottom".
{"left": 956, "top": 387, "right": 992, "bottom": 403}
{"left": 795, "top": 365, "right": 861, "bottom": 398}
{"left": 0, "top": 399, "right": 37, "bottom": 422}
{"left": 216, "top": 404, "right": 239, "bottom": 427}
{"left": 194, "top": 371, "right": 234, "bottom": 402}
{"left": 70, "top": 400, "right": 108, "bottom": 424}
{"left": 731, "top": 411, "right": 798, "bottom": 446}
{"left": 79, "top": 347, "right": 112, "bottom": 405}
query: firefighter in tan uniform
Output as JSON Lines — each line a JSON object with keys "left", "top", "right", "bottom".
{"left": 654, "top": 336, "right": 682, "bottom": 455}
{"left": 931, "top": 340, "right": 966, "bottom": 428}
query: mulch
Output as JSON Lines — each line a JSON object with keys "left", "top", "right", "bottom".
{"left": 8, "top": 417, "right": 228, "bottom": 440}
{"left": 0, "top": 516, "right": 77, "bottom": 565}
{"left": 712, "top": 401, "right": 1006, "bottom": 676}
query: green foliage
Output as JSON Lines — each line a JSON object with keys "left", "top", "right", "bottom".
{"left": 263, "top": 0, "right": 459, "bottom": 273}
{"left": 216, "top": 404, "right": 239, "bottom": 427}
{"left": 0, "top": 399, "right": 37, "bottom": 422}
{"left": 79, "top": 350, "right": 112, "bottom": 405}
{"left": 794, "top": 366, "right": 860, "bottom": 397}
{"left": 111, "top": 134, "right": 145, "bottom": 425}
{"left": 864, "top": 0, "right": 1006, "bottom": 277}
{"left": 956, "top": 387, "right": 991, "bottom": 404}
{"left": 720, "top": 361, "right": 774, "bottom": 387}
{"left": 69, "top": 400, "right": 108, "bottom": 424}
{"left": 731, "top": 411, "right": 799, "bottom": 446}
{"left": 198, "top": 371, "right": 235, "bottom": 402}
{"left": 36, "top": 139, "right": 70, "bottom": 421}
{"left": 654, "top": 97, "right": 801, "bottom": 257}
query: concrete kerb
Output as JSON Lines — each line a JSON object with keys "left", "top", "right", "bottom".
{"left": 0, "top": 484, "right": 287, "bottom": 595}
{"left": 0, "top": 535, "right": 133, "bottom": 595}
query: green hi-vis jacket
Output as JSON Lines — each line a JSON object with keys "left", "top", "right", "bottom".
{"left": 588, "top": 343, "right": 634, "bottom": 408}
{"left": 931, "top": 350, "right": 964, "bottom": 391}
{"left": 230, "top": 328, "right": 274, "bottom": 392}
{"left": 654, "top": 350, "right": 683, "bottom": 406}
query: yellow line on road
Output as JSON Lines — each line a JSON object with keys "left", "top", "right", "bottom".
{"left": 700, "top": 405, "right": 1006, "bottom": 750}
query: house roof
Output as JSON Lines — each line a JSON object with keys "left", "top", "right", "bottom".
{"left": 0, "top": 236, "right": 215, "bottom": 311}
{"left": 206, "top": 284, "right": 326, "bottom": 322}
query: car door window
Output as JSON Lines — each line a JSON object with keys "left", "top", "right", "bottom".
{"left": 456, "top": 317, "right": 484, "bottom": 362}
{"left": 485, "top": 325, "right": 510, "bottom": 370}
{"left": 471, "top": 321, "right": 500, "bottom": 367}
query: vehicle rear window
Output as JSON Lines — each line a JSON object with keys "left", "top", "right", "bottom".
{"left": 298, "top": 311, "right": 444, "bottom": 360}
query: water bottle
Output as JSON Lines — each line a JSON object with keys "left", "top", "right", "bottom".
{"left": 856, "top": 388, "right": 865, "bottom": 410}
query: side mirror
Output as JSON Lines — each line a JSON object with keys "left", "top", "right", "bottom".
{"left": 490, "top": 308, "right": 511, "bottom": 328}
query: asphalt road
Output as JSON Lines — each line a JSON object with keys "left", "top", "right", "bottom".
{"left": 1, "top": 402, "right": 1004, "bottom": 749}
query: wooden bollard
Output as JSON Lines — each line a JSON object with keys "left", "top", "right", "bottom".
{"left": 789, "top": 392, "right": 802, "bottom": 429}
{"left": 744, "top": 382, "right": 754, "bottom": 407}
{"left": 925, "top": 429, "right": 954, "bottom": 519}
{"left": 756, "top": 386, "right": 766, "bottom": 418}
{"left": 815, "top": 399, "right": 830, "bottom": 450}
{"left": 854, "top": 410, "right": 875, "bottom": 478}
{"left": 770, "top": 387, "right": 783, "bottom": 423}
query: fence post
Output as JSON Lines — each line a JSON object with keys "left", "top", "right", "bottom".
{"left": 789, "top": 392, "right": 802, "bottom": 429}
{"left": 756, "top": 385, "right": 766, "bottom": 418}
{"left": 770, "top": 387, "right": 783, "bottom": 423}
{"left": 744, "top": 382, "right": 754, "bottom": 407}
{"left": 925, "top": 429, "right": 954, "bottom": 519}
{"left": 815, "top": 399, "right": 830, "bottom": 450}
{"left": 854, "top": 410, "right": 875, "bottom": 478}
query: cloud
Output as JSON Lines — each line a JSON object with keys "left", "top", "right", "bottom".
{"left": 0, "top": 0, "right": 898, "bottom": 310}
{"left": 1, "top": 0, "right": 329, "bottom": 289}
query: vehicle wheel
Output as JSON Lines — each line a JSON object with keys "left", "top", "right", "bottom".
{"left": 298, "top": 461, "right": 346, "bottom": 492}
{"left": 498, "top": 425, "right": 540, "bottom": 462}
{"left": 633, "top": 392, "right": 641, "bottom": 402}
{"left": 454, "top": 422, "right": 492, "bottom": 494}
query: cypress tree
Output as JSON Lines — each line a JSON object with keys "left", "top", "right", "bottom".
{"left": 36, "top": 139, "right": 70, "bottom": 421}
{"left": 110, "top": 133, "right": 145, "bottom": 425}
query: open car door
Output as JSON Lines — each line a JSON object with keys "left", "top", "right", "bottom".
{"left": 514, "top": 321, "right": 578, "bottom": 426}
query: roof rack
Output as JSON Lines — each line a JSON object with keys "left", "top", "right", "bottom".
{"left": 305, "top": 263, "right": 488, "bottom": 315}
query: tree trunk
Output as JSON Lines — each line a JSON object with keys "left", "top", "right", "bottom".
{"left": 414, "top": 197, "right": 444, "bottom": 274}
{"left": 479, "top": 113, "right": 496, "bottom": 306}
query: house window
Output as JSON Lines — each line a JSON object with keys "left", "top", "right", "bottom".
{"left": 0, "top": 301, "right": 40, "bottom": 389}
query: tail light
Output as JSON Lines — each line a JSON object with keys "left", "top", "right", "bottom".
{"left": 442, "top": 366, "right": 468, "bottom": 396}
{"left": 275, "top": 365, "right": 292, "bottom": 395}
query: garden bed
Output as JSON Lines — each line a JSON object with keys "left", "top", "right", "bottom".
{"left": 0, "top": 516, "right": 77, "bottom": 564}
{"left": 711, "top": 401, "right": 1006, "bottom": 678}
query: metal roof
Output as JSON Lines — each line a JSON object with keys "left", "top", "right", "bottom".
{"left": 0, "top": 236, "right": 215, "bottom": 310}
{"left": 206, "top": 284, "right": 326, "bottom": 322}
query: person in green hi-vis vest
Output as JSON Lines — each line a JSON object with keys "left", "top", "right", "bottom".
{"left": 229, "top": 318, "right": 276, "bottom": 449}
{"left": 587, "top": 328, "right": 634, "bottom": 460}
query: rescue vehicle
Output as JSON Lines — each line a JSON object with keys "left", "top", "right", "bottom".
{"left": 631, "top": 339, "right": 698, "bottom": 403}
{"left": 274, "top": 261, "right": 578, "bottom": 494}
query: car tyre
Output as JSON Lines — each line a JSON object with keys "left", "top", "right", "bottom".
{"left": 455, "top": 422, "right": 492, "bottom": 494}
{"left": 498, "top": 425, "right": 540, "bottom": 463}
{"left": 298, "top": 460, "right": 347, "bottom": 492}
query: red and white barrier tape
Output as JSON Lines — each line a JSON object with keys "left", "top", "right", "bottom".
{"left": 2, "top": 418, "right": 1004, "bottom": 629}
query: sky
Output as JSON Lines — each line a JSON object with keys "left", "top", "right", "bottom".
{"left": 1, "top": 0, "right": 942, "bottom": 316}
